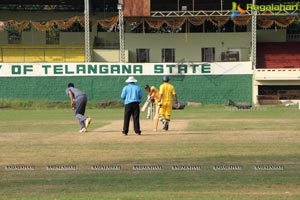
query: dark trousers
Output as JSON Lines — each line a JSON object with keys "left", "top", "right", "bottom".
{"left": 123, "top": 102, "right": 141, "bottom": 134}
{"left": 74, "top": 95, "right": 87, "bottom": 129}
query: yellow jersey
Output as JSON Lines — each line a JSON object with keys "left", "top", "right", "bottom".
{"left": 159, "top": 82, "right": 176, "bottom": 102}
{"left": 149, "top": 86, "right": 160, "bottom": 100}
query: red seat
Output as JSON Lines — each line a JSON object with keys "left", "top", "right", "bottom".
{"left": 257, "top": 42, "right": 300, "bottom": 69}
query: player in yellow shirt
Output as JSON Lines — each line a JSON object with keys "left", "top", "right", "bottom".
{"left": 144, "top": 84, "right": 160, "bottom": 119}
{"left": 157, "top": 76, "right": 178, "bottom": 131}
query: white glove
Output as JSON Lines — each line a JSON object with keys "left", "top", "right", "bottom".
{"left": 158, "top": 102, "right": 162, "bottom": 107}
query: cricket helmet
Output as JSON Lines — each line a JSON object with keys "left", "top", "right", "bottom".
{"left": 162, "top": 75, "right": 169, "bottom": 82}
{"left": 144, "top": 84, "right": 150, "bottom": 89}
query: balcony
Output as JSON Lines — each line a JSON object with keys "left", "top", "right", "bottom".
{"left": 255, "top": 68, "right": 300, "bottom": 81}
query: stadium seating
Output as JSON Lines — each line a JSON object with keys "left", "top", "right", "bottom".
{"left": 0, "top": 48, "right": 2, "bottom": 62}
{"left": 0, "top": 44, "right": 84, "bottom": 62}
{"left": 2, "top": 48, "right": 24, "bottom": 62}
{"left": 257, "top": 42, "right": 300, "bottom": 69}
{"left": 65, "top": 48, "right": 85, "bottom": 62}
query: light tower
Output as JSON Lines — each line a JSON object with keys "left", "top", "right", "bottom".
{"left": 118, "top": 0, "right": 125, "bottom": 63}
{"left": 84, "top": 0, "right": 90, "bottom": 62}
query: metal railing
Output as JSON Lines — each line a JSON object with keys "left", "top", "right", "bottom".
{"left": 287, "top": 33, "right": 300, "bottom": 42}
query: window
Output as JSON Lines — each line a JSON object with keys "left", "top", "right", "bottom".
{"left": 136, "top": 48, "right": 150, "bottom": 62}
{"left": 162, "top": 48, "right": 175, "bottom": 62}
{"left": 221, "top": 48, "right": 241, "bottom": 62}
{"left": 202, "top": 48, "right": 215, "bottom": 62}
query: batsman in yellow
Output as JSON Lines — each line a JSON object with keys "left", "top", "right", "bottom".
{"left": 144, "top": 84, "right": 160, "bottom": 119}
{"left": 157, "top": 75, "right": 178, "bottom": 131}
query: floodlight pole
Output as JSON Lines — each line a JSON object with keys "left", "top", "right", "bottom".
{"left": 118, "top": 0, "right": 125, "bottom": 63}
{"left": 84, "top": 0, "right": 90, "bottom": 62}
{"left": 221, "top": 0, "right": 223, "bottom": 12}
{"left": 192, "top": 0, "right": 194, "bottom": 11}
{"left": 251, "top": 0, "right": 256, "bottom": 69}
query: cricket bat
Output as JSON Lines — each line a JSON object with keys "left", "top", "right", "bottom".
{"left": 153, "top": 106, "right": 160, "bottom": 131}
{"left": 150, "top": 103, "right": 154, "bottom": 119}
{"left": 141, "top": 100, "right": 149, "bottom": 112}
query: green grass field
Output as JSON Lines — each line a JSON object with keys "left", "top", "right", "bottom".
{"left": 0, "top": 105, "right": 300, "bottom": 199}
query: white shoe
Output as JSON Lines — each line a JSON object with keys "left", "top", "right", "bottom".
{"left": 79, "top": 128, "right": 87, "bottom": 133}
{"left": 85, "top": 117, "right": 92, "bottom": 129}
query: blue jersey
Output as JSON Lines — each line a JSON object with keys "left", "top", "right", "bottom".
{"left": 121, "top": 83, "right": 143, "bottom": 105}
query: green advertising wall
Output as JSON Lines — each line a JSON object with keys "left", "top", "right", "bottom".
{"left": 0, "top": 75, "right": 252, "bottom": 104}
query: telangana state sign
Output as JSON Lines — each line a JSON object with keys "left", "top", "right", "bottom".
{"left": 0, "top": 62, "right": 252, "bottom": 77}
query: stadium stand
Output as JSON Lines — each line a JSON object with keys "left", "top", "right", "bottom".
{"left": 2, "top": 48, "right": 24, "bottom": 62}
{"left": 0, "top": 44, "right": 84, "bottom": 62}
{"left": 257, "top": 42, "right": 300, "bottom": 69}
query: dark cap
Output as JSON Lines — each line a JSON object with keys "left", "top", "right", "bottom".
{"left": 163, "top": 75, "right": 169, "bottom": 82}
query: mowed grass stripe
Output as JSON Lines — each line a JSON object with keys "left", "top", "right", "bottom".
{"left": 0, "top": 170, "right": 299, "bottom": 199}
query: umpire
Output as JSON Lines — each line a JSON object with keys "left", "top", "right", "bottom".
{"left": 121, "top": 76, "right": 143, "bottom": 136}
